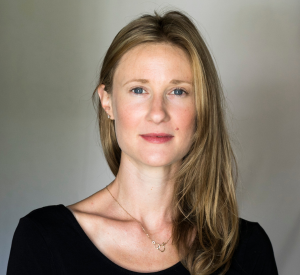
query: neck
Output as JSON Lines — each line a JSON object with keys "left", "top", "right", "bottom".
{"left": 108, "top": 152, "right": 180, "bottom": 233}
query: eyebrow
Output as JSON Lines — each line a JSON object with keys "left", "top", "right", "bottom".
{"left": 123, "top": 79, "right": 193, "bottom": 86}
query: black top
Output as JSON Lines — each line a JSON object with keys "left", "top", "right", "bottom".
{"left": 7, "top": 205, "right": 278, "bottom": 275}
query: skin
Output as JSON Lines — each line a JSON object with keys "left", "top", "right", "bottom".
{"left": 67, "top": 43, "right": 196, "bottom": 272}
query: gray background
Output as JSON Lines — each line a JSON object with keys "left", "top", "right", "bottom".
{"left": 1, "top": 0, "right": 299, "bottom": 274}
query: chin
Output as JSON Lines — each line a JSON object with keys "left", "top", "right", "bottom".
{"left": 121, "top": 149, "right": 183, "bottom": 169}
{"left": 140, "top": 154, "right": 181, "bottom": 168}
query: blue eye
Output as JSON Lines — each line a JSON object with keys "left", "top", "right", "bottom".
{"left": 172, "top": 88, "right": 185, "bottom": 95}
{"left": 132, "top": 87, "right": 145, "bottom": 94}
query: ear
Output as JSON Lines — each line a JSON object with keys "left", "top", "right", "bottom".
{"left": 97, "top": 84, "right": 114, "bottom": 120}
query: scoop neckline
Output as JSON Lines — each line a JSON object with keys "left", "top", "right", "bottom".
{"left": 58, "top": 204, "right": 185, "bottom": 275}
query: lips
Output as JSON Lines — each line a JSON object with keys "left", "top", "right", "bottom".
{"left": 140, "top": 133, "right": 174, "bottom": 144}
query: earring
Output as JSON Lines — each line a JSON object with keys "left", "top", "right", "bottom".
{"left": 108, "top": 114, "right": 110, "bottom": 119}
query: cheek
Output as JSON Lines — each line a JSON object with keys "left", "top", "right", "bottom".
{"left": 175, "top": 107, "right": 196, "bottom": 134}
{"left": 179, "top": 109, "right": 197, "bottom": 157}
{"left": 114, "top": 107, "right": 130, "bottom": 141}
{"left": 113, "top": 99, "right": 144, "bottom": 139}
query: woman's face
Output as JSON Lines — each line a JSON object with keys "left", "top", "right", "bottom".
{"left": 99, "top": 43, "right": 196, "bottom": 168}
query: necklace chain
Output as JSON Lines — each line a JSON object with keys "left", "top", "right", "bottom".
{"left": 106, "top": 186, "right": 171, "bottom": 252}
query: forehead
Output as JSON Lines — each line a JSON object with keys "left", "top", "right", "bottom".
{"left": 113, "top": 43, "right": 193, "bottom": 85}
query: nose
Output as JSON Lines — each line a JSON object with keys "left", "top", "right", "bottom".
{"left": 146, "top": 94, "right": 170, "bottom": 124}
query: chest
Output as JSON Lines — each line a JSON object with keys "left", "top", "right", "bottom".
{"left": 77, "top": 214, "right": 180, "bottom": 273}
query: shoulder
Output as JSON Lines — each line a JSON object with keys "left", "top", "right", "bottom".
{"left": 23, "top": 204, "right": 70, "bottom": 226}
{"left": 239, "top": 219, "right": 271, "bottom": 245}
{"left": 229, "top": 218, "right": 278, "bottom": 274}
{"left": 17, "top": 204, "right": 75, "bottom": 240}
{"left": 7, "top": 205, "right": 71, "bottom": 274}
{"left": 238, "top": 218, "right": 275, "bottom": 255}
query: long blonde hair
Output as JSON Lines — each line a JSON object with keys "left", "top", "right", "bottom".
{"left": 93, "top": 10, "right": 239, "bottom": 275}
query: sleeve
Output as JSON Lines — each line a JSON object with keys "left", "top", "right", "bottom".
{"left": 7, "top": 217, "right": 55, "bottom": 275}
{"left": 234, "top": 222, "right": 278, "bottom": 275}
{"left": 249, "top": 224, "right": 278, "bottom": 275}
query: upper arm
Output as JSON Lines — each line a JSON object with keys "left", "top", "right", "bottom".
{"left": 7, "top": 217, "right": 55, "bottom": 275}
{"left": 250, "top": 224, "right": 278, "bottom": 275}
{"left": 229, "top": 221, "right": 278, "bottom": 275}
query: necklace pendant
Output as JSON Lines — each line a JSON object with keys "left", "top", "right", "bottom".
{"left": 153, "top": 242, "right": 166, "bottom": 252}
{"left": 158, "top": 244, "right": 165, "bottom": 252}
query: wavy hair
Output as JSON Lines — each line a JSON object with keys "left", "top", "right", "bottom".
{"left": 93, "top": 10, "right": 239, "bottom": 275}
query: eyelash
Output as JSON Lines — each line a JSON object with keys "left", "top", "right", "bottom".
{"left": 131, "top": 87, "right": 146, "bottom": 94}
{"left": 130, "top": 87, "right": 188, "bottom": 96}
{"left": 170, "top": 87, "right": 188, "bottom": 96}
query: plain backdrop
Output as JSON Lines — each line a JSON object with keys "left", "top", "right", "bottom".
{"left": 1, "top": 1, "right": 299, "bottom": 274}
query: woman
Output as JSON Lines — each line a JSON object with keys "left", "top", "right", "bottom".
{"left": 7, "top": 10, "right": 278, "bottom": 275}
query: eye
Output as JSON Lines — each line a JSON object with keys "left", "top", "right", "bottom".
{"left": 170, "top": 88, "right": 187, "bottom": 96}
{"left": 131, "top": 87, "right": 145, "bottom": 94}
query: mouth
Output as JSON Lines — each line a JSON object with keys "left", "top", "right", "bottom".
{"left": 140, "top": 133, "right": 174, "bottom": 144}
